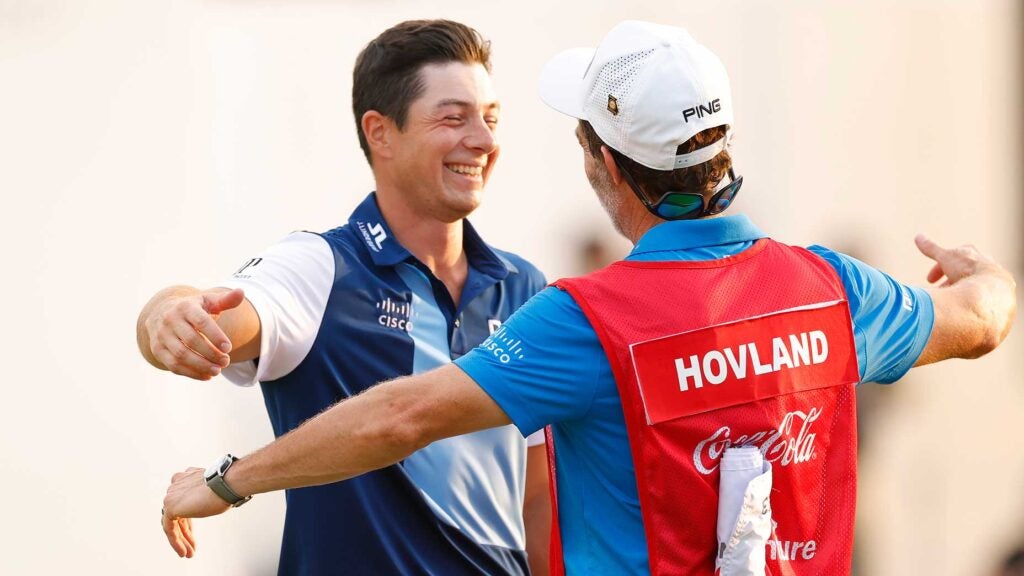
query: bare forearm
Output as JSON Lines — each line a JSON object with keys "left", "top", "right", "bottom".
{"left": 227, "top": 379, "right": 432, "bottom": 496}
{"left": 524, "top": 494, "right": 552, "bottom": 574}
{"left": 917, "top": 266, "right": 1017, "bottom": 366}
{"left": 159, "top": 366, "right": 515, "bottom": 536}
{"left": 223, "top": 365, "right": 511, "bottom": 497}
{"left": 524, "top": 443, "right": 552, "bottom": 576}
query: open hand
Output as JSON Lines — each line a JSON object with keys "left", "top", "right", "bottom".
{"left": 144, "top": 288, "right": 245, "bottom": 380}
{"left": 162, "top": 467, "right": 232, "bottom": 557}
{"left": 914, "top": 234, "right": 1008, "bottom": 287}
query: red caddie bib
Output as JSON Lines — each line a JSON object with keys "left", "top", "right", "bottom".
{"left": 549, "top": 239, "right": 860, "bottom": 576}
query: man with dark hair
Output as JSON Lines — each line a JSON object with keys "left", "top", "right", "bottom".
{"left": 139, "top": 19, "right": 548, "bottom": 575}
{"left": 351, "top": 19, "right": 494, "bottom": 163}
{"left": 160, "top": 21, "right": 1017, "bottom": 575}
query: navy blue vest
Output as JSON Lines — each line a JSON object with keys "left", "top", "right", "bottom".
{"left": 259, "top": 194, "right": 545, "bottom": 575}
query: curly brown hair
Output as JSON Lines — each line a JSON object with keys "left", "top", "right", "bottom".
{"left": 578, "top": 120, "right": 732, "bottom": 203}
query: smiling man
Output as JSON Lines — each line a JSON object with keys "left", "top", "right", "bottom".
{"left": 138, "top": 20, "right": 548, "bottom": 576}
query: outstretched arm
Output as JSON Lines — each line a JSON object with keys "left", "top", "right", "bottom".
{"left": 913, "top": 234, "right": 1017, "bottom": 366}
{"left": 160, "top": 364, "right": 511, "bottom": 554}
{"left": 524, "top": 443, "right": 552, "bottom": 576}
{"left": 137, "top": 286, "right": 260, "bottom": 380}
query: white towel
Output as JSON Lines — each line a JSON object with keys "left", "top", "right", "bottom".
{"left": 715, "top": 446, "right": 773, "bottom": 576}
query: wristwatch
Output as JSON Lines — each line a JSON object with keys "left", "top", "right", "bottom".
{"left": 204, "top": 454, "right": 252, "bottom": 507}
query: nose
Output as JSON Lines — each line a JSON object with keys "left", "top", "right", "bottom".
{"left": 463, "top": 116, "right": 497, "bottom": 155}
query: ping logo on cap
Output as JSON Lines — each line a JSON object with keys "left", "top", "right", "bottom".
{"left": 607, "top": 94, "right": 619, "bottom": 116}
{"left": 682, "top": 98, "right": 721, "bottom": 123}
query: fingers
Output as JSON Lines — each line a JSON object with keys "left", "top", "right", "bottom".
{"left": 914, "top": 233, "right": 944, "bottom": 261}
{"left": 203, "top": 288, "right": 246, "bottom": 317}
{"left": 150, "top": 298, "right": 232, "bottom": 379}
{"left": 182, "top": 523, "right": 195, "bottom": 558}
{"left": 162, "top": 508, "right": 193, "bottom": 558}
{"left": 152, "top": 336, "right": 223, "bottom": 380}
{"left": 179, "top": 517, "right": 197, "bottom": 555}
{"left": 917, "top": 234, "right": 951, "bottom": 285}
{"left": 191, "top": 293, "right": 236, "bottom": 356}
{"left": 916, "top": 234, "right": 997, "bottom": 287}
{"left": 180, "top": 305, "right": 232, "bottom": 361}
{"left": 164, "top": 469, "right": 204, "bottom": 558}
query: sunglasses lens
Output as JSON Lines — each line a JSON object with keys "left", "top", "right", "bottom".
{"left": 656, "top": 194, "right": 703, "bottom": 219}
{"left": 708, "top": 175, "right": 742, "bottom": 215}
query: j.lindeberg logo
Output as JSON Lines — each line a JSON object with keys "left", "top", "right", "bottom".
{"left": 682, "top": 98, "right": 721, "bottom": 123}
{"left": 232, "top": 257, "right": 262, "bottom": 279}
{"left": 357, "top": 220, "right": 388, "bottom": 252}
{"left": 479, "top": 325, "right": 525, "bottom": 364}
{"left": 377, "top": 297, "right": 413, "bottom": 332}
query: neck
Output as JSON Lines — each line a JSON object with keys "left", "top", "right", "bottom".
{"left": 623, "top": 214, "right": 662, "bottom": 245}
{"left": 374, "top": 186, "right": 469, "bottom": 304}
{"left": 614, "top": 189, "right": 664, "bottom": 245}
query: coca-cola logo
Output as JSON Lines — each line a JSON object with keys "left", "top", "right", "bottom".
{"left": 693, "top": 407, "right": 822, "bottom": 475}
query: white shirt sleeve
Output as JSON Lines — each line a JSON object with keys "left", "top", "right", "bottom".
{"left": 219, "top": 232, "right": 334, "bottom": 387}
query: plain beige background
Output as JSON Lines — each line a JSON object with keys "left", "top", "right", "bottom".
{"left": 0, "top": 1, "right": 1020, "bottom": 574}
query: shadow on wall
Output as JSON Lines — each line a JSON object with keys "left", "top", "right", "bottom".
{"left": 999, "top": 546, "right": 1024, "bottom": 576}
{"left": 1005, "top": 4, "right": 1024, "bottom": 572}
{"left": 576, "top": 235, "right": 625, "bottom": 274}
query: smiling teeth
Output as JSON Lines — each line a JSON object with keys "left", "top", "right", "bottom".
{"left": 447, "top": 165, "right": 483, "bottom": 176}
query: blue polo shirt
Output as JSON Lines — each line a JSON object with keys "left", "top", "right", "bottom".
{"left": 227, "top": 193, "right": 546, "bottom": 575}
{"left": 455, "top": 214, "right": 934, "bottom": 575}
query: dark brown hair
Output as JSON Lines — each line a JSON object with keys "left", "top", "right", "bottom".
{"left": 352, "top": 20, "right": 492, "bottom": 164}
{"left": 579, "top": 120, "right": 732, "bottom": 202}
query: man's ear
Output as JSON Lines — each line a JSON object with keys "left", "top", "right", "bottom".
{"left": 600, "top": 146, "right": 624, "bottom": 185}
{"left": 362, "top": 111, "right": 395, "bottom": 161}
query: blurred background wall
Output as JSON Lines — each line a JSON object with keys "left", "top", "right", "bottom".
{"left": 0, "top": 0, "right": 1020, "bottom": 574}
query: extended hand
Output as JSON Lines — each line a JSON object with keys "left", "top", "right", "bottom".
{"left": 162, "top": 467, "right": 232, "bottom": 557}
{"left": 914, "top": 233, "right": 1017, "bottom": 363}
{"left": 144, "top": 288, "right": 246, "bottom": 380}
{"left": 914, "top": 234, "right": 1011, "bottom": 287}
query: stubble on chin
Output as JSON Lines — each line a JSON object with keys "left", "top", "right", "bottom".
{"left": 434, "top": 187, "right": 483, "bottom": 222}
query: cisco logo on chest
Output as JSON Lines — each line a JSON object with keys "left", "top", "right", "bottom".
{"left": 377, "top": 297, "right": 413, "bottom": 332}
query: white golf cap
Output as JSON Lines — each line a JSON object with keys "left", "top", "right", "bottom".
{"left": 538, "top": 20, "right": 734, "bottom": 171}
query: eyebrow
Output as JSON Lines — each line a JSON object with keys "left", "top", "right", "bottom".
{"left": 433, "top": 99, "right": 501, "bottom": 112}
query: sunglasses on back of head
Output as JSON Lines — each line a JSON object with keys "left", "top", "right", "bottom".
{"left": 619, "top": 165, "right": 743, "bottom": 221}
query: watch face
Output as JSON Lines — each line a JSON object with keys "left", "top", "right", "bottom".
{"left": 204, "top": 461, "right": 219, "bottom": 481}
{"left": 205, "top": 455, "right": 232, "bottom": 481}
